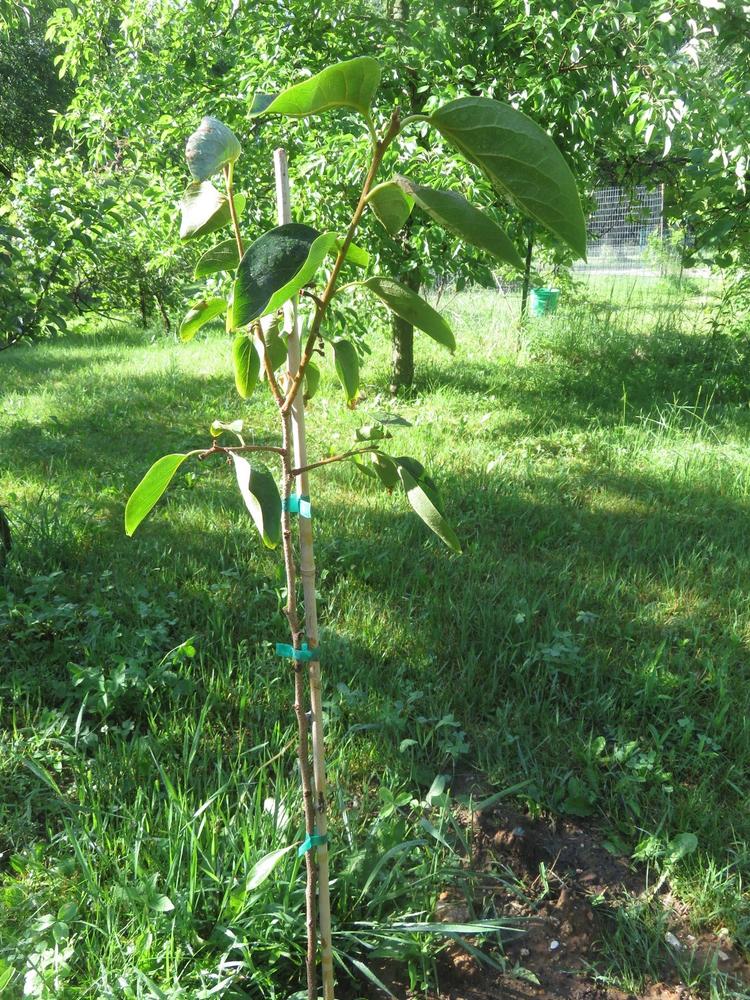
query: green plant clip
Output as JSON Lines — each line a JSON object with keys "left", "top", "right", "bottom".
{"left": 281, "top": 493, "right": 312, "bottom": 518}
{"left": 298, "top": 831, "right": 328, "bottom": 857}
{"left": 275, "top": 641, "right": 319, "bottom": 662}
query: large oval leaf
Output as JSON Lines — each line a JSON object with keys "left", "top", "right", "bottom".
{"left": 263, "top": 231, "right": 338, "bottom": 315}
{"left": 194, "top": 239, "right": 240, "bottom": 278}
{"left": 231, "top": 455, "right": 281, "bottom": 549}
{"left": 366, "top": 181, "right": 414, "bottom": 236}
{"left": 332, "top": 339, "right": 359, "bottom": 406}
{"left": 231, "top": 224, "right": 319, "bottom": 328}
{"left": 395, "top": 175, "right": 523, "bottom": 269}
{"left": 427, "top": 98, "right": 586, "bottom": 259}
{"left": 361, "top": 277, "right": 455, "bottom": 351}
{"left": 232, "top": 333, "right": 260, "bottom": 399}
{"left": 125, "top": 454, "right": 189, "bottom": 537}
{"left": 185, "top": 116, "right": 241, "bottom": 181}
{"left": 179, "top": 297, "right": 226, "bottom": 342}
{"left": 250, "top": 56, "right": 381, "bottom": 120}
{"left": 395, "top": 460, "right": 461, "bottom": 553}
{"left": 180, "top": 182, "right": 246, "bottom": 241}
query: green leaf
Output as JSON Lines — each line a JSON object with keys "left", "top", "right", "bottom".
{"left": 151, "top": 895, "right": 175, "bottom": 913}
{"left": 185, "top": 116, "right": 241, "bottom": 181}
{"left": 246, "top": 845, "right": 295, "bottom": 892}
{"left": 263, "top": 231, "right": 337, "bottom": 315}
{"left": 395, "top": 175, "right": 523, "bottom": 269}
{"left": 232, "top": 334, "right": 260, "bottom": 399}
{"left": 665, "top": 832, "right": 698, "bottom": 865}
{"left": 250, "top": 56, "right": 381, "bottom": 120}
{"left": 361, "top": 276, "right": 455, "bottom": 351}
{"left": 427, "top": 97, "right": 587, "bottom": 258}
{"left": 180, "top": 181, "right": 246, "bottom": 241}
{"left": 346, "top": 957, "right": 397, "bottom": 999}
{"left": 366, "top": 180, "right": 414, "bottom": 236}
{"left": 179, "top": 297, "right": 226, "bottom": 342}
{"left": 333, "top": 339, "right": 359, "bottom": 406}
{"left": 353, "top": 451, "right": 399, "bottom": 490}
{"left": 304, "top": 360, "right": 320, "bottom": 402}
{"left": 395, "top": 460, "right": 461, "bottom": 553}
{"left": 194, "top": 238, "right": 240, "bottom": 278}
{"left": 125, "top": 454, "right": 189, "bottom": 537}
{"left": 231, "top": 224, "right": 319, "bottom": 327}
{"left": 258, "top": 318, "right": 288, "bottom": 375}
{"left": 231, "top": 456, "right": 281, "bottom": 549}
{"left": 0, "top": 966, "right": 15, "bottom": 991}
{"left": 210, "top": 419, "right": 244, "bottom": 439}
{"left": 341, "top": 240, "right": 370, "bottom": 268}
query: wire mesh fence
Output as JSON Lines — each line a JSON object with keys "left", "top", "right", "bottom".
{"left": 574, "top": 185, "right": 666, "bottom": 276}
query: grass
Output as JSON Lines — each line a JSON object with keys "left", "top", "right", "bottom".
{"left": 1, "top": 273, "right": 749, "bottom": 997}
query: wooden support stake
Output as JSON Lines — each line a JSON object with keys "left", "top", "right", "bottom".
{"left": 274, "top": 147, "right": 336, "bottom": 1000}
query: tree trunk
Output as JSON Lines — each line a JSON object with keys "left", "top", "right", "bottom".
{"left": 139, "top": 280, "right": 149, "bottom": 328}
{"left": 390, "top": 268, "right": 419, "bottom": 393}
{"left": 389, "top": 0, "right": 421, "bottom": 394}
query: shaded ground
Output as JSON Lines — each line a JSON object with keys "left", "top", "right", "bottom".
{"left": 369, "top": 802, "right": 749, "bottom": 1000}
{"left": 3, "top": 283, "right": 750, "bottom": 996}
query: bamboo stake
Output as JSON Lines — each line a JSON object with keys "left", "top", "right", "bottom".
{"left": 274, "top": 148, "right": 336, "bottom": 1000}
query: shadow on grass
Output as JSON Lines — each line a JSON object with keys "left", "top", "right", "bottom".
{"left": 413, "top": 319, "right": 750, "bottom": 423}
{"left": 2, "top": 323, "right": 750, "bottom": 946}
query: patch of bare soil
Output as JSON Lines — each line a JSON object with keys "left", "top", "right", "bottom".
{"left": 359, "top": 805, "right": 749, "bottom": 1000}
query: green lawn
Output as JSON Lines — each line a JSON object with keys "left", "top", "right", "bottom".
{"left": 1, "top": 276, "right": 749, "bottom": 997}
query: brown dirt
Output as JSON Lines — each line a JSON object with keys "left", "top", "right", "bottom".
{"left": 353, "top": 804, "right": 749, "bottom": 1000}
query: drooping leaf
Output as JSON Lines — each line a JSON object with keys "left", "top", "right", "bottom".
{"left": 231, "top": 224, "right": 319, "bottom": 327}
{"left": 395, "top": 460, "right": 461, "bottom": 553}
{"left": 250, "top": 56, "right": 381, "bottom": 121}
{"left": 333, "top": 339, "right": 359, "bottom": 405}
{"left": 231, "top": 455, "right": 281, "bottom": 548}
{"left": 246, "top": 845, "right": 295, "bottom": 892}
{"left": 232, "top": 334, "right": 260, "bottom": 399}
{"left": 125, "top": 454, "right": 189, "bottom": 537}
{"left": 210, "top": 419, "right": 244, "bottom": 439}
{"left": 194, "top": 239, "right": 240, "bottom": 278}
{"left": 304, "top": 360, "right": 321, "bottom": 402}
{"left": 179, "top": 297, "right": 226, "bottom": 342}
{"left": 370, "top": 453, "right": 400, "bottom": 490}
{"left": 361, "top": 276, "right": 455, "bottom": 351}
{"left": 427, "top": 97, "right": 587, "bottom": 258}
{"left": 185, "top": 116, "right": 241, "bottom": 181}
{"left": 180, "top": 181, "right": 246, "bottom": 241}
{"left": 366, "top": 180, "right": 414, "bottom": 236}
{"left": 257, "top": 317, "right": 288, "bottom": 375}
{"left": 395, "top": 175, "right": 523, "bottom": 269}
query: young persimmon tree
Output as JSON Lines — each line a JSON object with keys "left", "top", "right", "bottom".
{"left": 124, "top": 56, "right": 585, "bottom": 1000}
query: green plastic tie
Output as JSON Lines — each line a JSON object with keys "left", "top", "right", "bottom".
{"left": 298, "top": 831, "right": 328, "bottom": 857}
{"left": 275, "top": 642, "right": 319, "bottom": 662}
{"left": 281, "top": 493, "right": 312, "bottom": 518}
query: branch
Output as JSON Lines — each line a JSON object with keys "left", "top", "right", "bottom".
{"left": 224, "top": 162, "right": 244, "bottom": 260}
{"left": 197, "top": 441, "right": 286, "bottom": 460}
{"left": 253, "top": 320, "right": 286, "bottom": 407}
{"left": 281, "top": 110, "right": 402, "bottom": 415}
{"left": 292, "top": 446, "right": 381, "bottom": 476}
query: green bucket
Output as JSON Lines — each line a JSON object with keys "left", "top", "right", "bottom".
{"left": 530, "top": 287, "right": 560, "bottom": 316}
